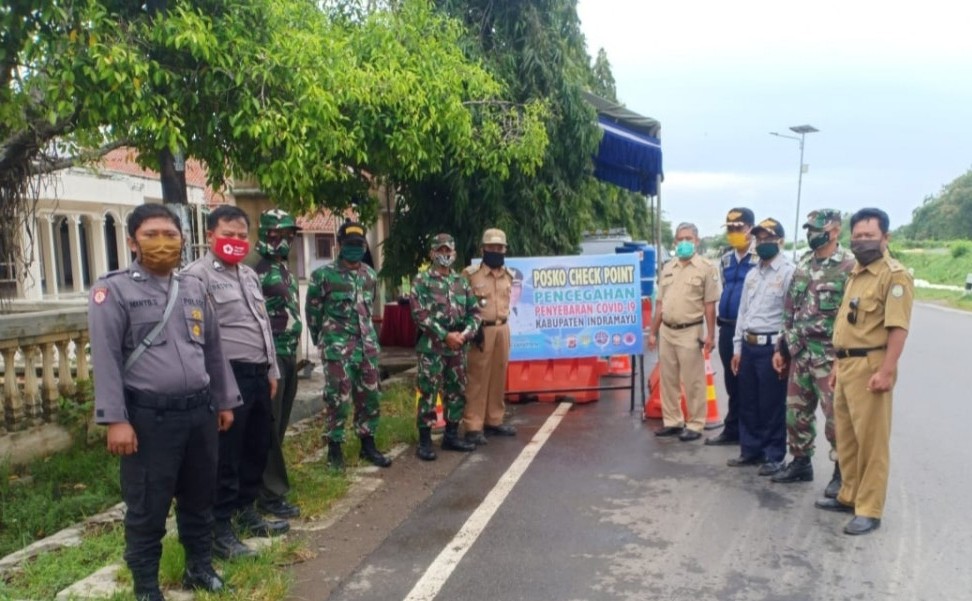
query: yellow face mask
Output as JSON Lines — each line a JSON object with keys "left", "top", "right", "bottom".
{"left": 138, "top": 237, "right": 183, "bottom": 272}
{"left": 727, "top": 232, "right": 749, "bottom": 251}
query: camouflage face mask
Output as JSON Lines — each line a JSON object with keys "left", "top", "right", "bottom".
{"left": 433, "top": 252, "right": 455, "bottom": 268}
{"left": 257, "top": 234, "right": 292, "bottom": 259}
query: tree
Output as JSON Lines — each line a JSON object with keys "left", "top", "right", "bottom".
{"left": 590, "top": 48, "right": 617, "bottom": 102}
{"left": 0, "top": 0, "right": 547, "bottom": 290}
{"left": 898, "top": 167, "right": 972, "bottom": 241}
{"left": 382, "top": 0, "right": 604, "bottom": 281}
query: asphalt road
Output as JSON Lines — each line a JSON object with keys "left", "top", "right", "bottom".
{"left": 324, "top": 303, "right": 971, "bottom": 601}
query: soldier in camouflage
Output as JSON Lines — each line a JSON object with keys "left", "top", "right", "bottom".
{"left": 305, "top": 221, "right": 391, "bottom": 469}
{"left": 771, "top": 209, "right": 855, "bottom": 496}
{"left": 254, "top": 209, "right": 302, "bottom": 519}
{"left": 409, "top": 233, "right": 481, "bottom": 460}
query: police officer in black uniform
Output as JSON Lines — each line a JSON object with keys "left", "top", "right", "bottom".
{"left": 89, "top": 204, "right": 242, "bottom": 601}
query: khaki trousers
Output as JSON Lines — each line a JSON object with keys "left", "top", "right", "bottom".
{"left": 463, "top": 324, "right": 510, "bottom": 431}
{"left": 834, "top": 352, "right": 894, "bottom": 518}
{"left": 659, "top": 325, "right": 707, "bottom": 432}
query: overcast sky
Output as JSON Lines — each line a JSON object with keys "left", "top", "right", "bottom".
{"left": 576, "top": 0, "right": 972, "bottom": 238}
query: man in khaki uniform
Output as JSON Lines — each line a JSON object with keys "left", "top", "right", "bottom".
{"left": 648, "top": 223, "right": 721, "bottom": 441}
{"left": 815, "top": 208, "right": 913, "bottom": 536}
{"left": 463, "top": 228, "right": 516, "bottom": 445}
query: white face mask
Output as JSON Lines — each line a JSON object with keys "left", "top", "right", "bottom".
{"left": 433, "top": 253, "right": 455, "bottom": 267}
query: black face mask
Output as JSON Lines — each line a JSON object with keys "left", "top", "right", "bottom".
{"left": 482, "top": 250, "right": 505, "bottom": 268}
{"left": 755, "top": 242, "right": 780, "bottom": 260}
{"left": 808, "top": 231, "right": 831, "bottom": 251}
{"left": 851, "top": 239, "right": 884, "bottom": 265}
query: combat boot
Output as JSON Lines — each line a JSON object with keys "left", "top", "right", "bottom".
{"left": 771, "top": 456, "right": 814, "bottom": 483}
{"left": 236, "top": 505, "right": 290, "bottom": 538}
{"left": 442, "top": 422, "right": 475, "bottom": 452}
{"left": 825, "top": 462, "right": 842, "bottom": 499}
{"left": 327, "top": 441, "right": 345, "bottom": 471}
{"left": 133, "top": 572, "right": 165, "bottom": 601}
{"left": 212, "top": 520, "right": 256, "bottom": 560}
{"left": 135, "top": 588, "right": 165, "bottom": 601}
{"left": 416, "top": 427, "right": 437, "bottom": 461}
{"left": 183, "top": 562, "right": 227, "bottom": 593}
{"left": 359, "top": 435, "right": 392, "bottom": 467}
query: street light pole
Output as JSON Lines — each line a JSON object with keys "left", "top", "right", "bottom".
{"left": 770, "top": 124, "right": 818, "bottom": 259}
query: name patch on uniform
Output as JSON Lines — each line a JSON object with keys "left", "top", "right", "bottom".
{"left": 128, "top": 299, "right": 158, "bottom": 308}
{"left": 92, "top": 288, "right": 108, "bottom": 305}
{"left": 891, "top": 284, "right": 904, "bottom": 298}
{"left": 183, "top": 297, "right": 204, "bottom": 307}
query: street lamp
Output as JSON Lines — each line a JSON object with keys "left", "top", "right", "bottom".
{"left": 770, "top": 124, "right": 819, "bottom": 259}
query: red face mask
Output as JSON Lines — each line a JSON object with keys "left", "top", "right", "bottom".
{"left": 213, "top": 236, "right": 250, "bottom": 264}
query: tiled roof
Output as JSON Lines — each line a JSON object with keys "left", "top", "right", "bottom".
{"left": 99, "top": 148, "right": 233, "bottom": 205}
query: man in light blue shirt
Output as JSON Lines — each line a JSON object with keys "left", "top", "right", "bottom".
{"left": 729, "top": 218, "right": 796, "bottom": 475}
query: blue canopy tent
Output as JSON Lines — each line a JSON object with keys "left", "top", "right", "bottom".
{"left": 582, "top": 91, "right": 664, "bottom": 267}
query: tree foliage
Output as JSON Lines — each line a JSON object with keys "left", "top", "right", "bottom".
{"left": 898, "top": 167, "right": 972, "bottom": 240}
{"left": 0, "top": 0, "right": 547, "bottom": 284}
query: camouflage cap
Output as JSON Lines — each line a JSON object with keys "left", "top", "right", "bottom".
{"left": 429, "top": 233, "right": 455, "bottom": 251}
{"left": 482, "top": 228, "right": 507, "bottom": 246}
{"left": 803, "top": 209, "right": 842, "bottom": 229}
{"left": 751, "top": 217, "right": 785, "bottom": 239}
{"left": 259, "top": 208, "right": 300, "bottom": 231}
{"left": 337, "top": 221, "right": 367, "bottom": 243}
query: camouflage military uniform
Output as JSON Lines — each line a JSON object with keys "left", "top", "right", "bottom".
{"left": 779, "top": 245, "right": 855, "bottom": 459}
{"left": 410, "top": 268, "right": 482, "bottom": 428}
{"left": 255, "top": 259, "right": 301, "bottom": 358}
{"left": 306, "top": 261, "right": 381, "bottom": 443}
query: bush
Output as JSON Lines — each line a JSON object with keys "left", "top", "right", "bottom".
{"left": 951, "top": 241, "right": 972, "bottom": 259}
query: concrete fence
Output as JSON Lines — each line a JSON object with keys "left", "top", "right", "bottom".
{"left": 0, "top": 308, "right": 88, "bottom": 457}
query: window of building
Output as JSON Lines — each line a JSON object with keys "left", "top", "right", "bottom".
{"left": 315, "top": 234, "right": 335, "bottom": 259}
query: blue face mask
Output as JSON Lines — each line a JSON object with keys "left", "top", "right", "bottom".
{"left": 675, "top": 241, "right": 696, "bottom": 259}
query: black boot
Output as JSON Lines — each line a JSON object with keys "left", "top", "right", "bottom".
{"left": 443, "top": 422, "right": 475, "bottom": 452}
{"left": 212, "top": 520, "right": 256, "bottom": 560}
{"left": 183, "top": 561, "right": 227, "bottom": 593}
{"left": 416, "top": 427, "right": 437, "bottom": 461}
{"left": 359, "top": 435, "right": 392, "bottom": 467}
{"left": 133, "top": 570, "right": 165, "bottom": 601}
{"left": 327, "top": 441, "right": 345, "bottom": 471}
{"left": 235, "top": 505, "right": 290, "bottom": 538}
{"left": 825, "top": 462, "right": 842, "bottom": 498}
{"left": 771, "top": 456, "right": 814, "bottom": 483}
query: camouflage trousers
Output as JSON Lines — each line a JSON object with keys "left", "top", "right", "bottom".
{"left": 416, "top": 351, "right": 466, "bottom": 429}
{"left": 785, "top": 350, "right": 836, "bottom": 458}
{"left": 322, "top": 351, "right": 380, "bottom": 443}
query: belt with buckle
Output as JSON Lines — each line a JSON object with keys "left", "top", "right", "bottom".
{"left": 663, "top": 319, "right": 704, "bottom": 330}
{"left": 482, "top": 319, "right": 507, "bottom": 327}
{"left": 125, "top": 387, "right": 210, "bottom": 411}
{"left": 230, "top": 361, "right": 271, "bottom": 376}
{"left": 835, "top": 346, "right": 886, "bottom": 359}
{"left": 744, "top": 332, "right": 779, "bottom": 346}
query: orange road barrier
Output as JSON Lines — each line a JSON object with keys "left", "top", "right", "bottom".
{"left": 644, "top": 349, "right": 720, "bottom": 428}
{"left": 506, "top": 357, "right": 608, "bottom": 403}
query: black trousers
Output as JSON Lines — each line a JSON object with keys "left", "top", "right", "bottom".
{"left": 718, "top": 323, "right": 741, "bottom": 439}
{"left": 261, "top": 355, "right": 298, "bottom": 501}
{"left": 122, "top": 398, "right": 217, "bottom": 584}
{"left": 215, "top": 361, "right": 272, "bottom": 521}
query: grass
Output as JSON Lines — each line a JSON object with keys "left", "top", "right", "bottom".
{"left": 914, "top": 288, "right": 972, "bottom": 311}
{"left": 0, "top": 383, "right": 420, "bottom": 599}
{"left": 895, "top": 246, "right": 972, "bottom": 286}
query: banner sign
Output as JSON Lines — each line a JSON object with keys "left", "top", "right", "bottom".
{"left": 504, "top": 254, "right": 643, "bottom": 361}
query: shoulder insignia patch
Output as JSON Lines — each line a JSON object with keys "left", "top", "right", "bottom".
{"left": 891, "top": 284, "right": 904, "bottom": 298}
{"left": 92, "top": 287, "right": 108, "bottom": 305}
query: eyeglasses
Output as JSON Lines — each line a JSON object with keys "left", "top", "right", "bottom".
{"left": 847, "top": 297, "right": 860, "bottom": 325}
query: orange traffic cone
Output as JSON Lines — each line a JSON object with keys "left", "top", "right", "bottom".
{"left": 415, "top": 390, "right": 447, "bottom": 431}
{"left": 644, "top": 363, "right": 688, "bottom": 421}
{"left": 702, "top": 351, "right": 722, "bottom": 430}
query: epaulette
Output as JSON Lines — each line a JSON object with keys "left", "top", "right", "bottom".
{"left": 887, "top": 258, "right": 907, "bottom": 273}
{"left": 98, "top": 269, "right": 126, "bottom": 280}
{"left": 462, "top": 264, "right": 480, "bottom": 276}
{"left": 175, "top": 270, "right": 204, "bottom": 284}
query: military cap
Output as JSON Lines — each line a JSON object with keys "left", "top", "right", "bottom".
{"left": 803, "top": 209, "right": 842, "bottom": 229}
{"left": 481, "top": 228, "right": 507, "bottom": 246}
{"left": 429, "top": 233, "right": 455, "bottom": 251}
{"left": 724, "top": 207, "right": 755, "bottom": 227}
{"left": 259, "top": 208, "right": 300, "bottom": 231}
{"left": 751, "top": 217, "right": 785, "bottom": 239}
{"left": 337, "top": 221, "right": 366, "bottom": 243}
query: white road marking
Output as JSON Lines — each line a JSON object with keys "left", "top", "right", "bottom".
{"left": 402, "top": 402, "right": 572, "bottom": 601}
